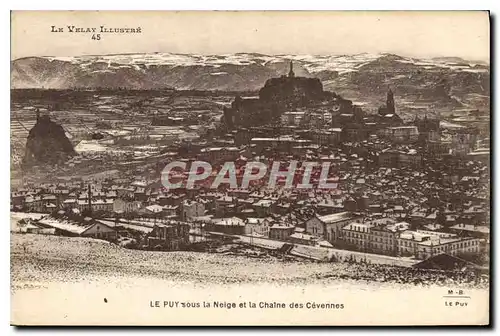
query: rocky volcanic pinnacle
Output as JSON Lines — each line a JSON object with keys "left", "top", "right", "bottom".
{"left": 23, "top": 115, "right": 75, "bottom": 167}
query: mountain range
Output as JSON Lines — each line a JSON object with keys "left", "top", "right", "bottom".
{"left": 11, "top": 52, "right": 490, "bottom": 111}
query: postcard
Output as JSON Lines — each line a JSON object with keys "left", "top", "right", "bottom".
{"left": 10, "top": 10, "right": 490, "bottom": 326}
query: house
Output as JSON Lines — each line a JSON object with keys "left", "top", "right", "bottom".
{"left": 316, "top": 199, "right": 344, "bottom": 215}
{"left": 163, "top": 205, "right": 179, "bottom": 218}
{"left": 62, "top": 198, "right": 77, "bottom": 209}
{"left": 24, "top": 196, "right": 43, "bottom": 212}
{"left": 147, "top": 222, "right": 190, "bottom": 250}
{"left": 244, "top": 217, "right": 271, "bottom": 237}
{"left": 180, "top": 200, "right": 205, "bottom": 221}
{"left": 214, "top": 196, "right": 237, "bottom": 216}
{"left": 117, "top": 186, "right": 135, "bottom": 199}
{"left": 76, "top": 200, "right": 90, "bottom": 212}
{"left": 379, "top": 148, "right": 421, "bottom": 168}
{"left": 106, "top": 190, "right": 118, "bottom": 199}
{"left": 305, "top": 212, "right": 360, "bottom": 245}
{"left": 44, "top": 203, "right": 57, "bottom": 213}
{"left": 380, "top": 126, "right": 419, "bottom": 143}
{"left": 275, "top": 202, "right": 291, "bottom": 215}
{"left": 198, "top": 147, "right": 241, "bottom": 163}
{"left": 310, "top": 128, "right": 342, "bottom": 146}
{"left": 399, "top": 149, "right": 422, "bottom": 168}
{"left": 449, "top": 224, "right": 490, "bottom": 240}
{"left": 281, "top": 111, "right": 306, "bottom": 126}
{"left": 42, "top": 194, "right": 58, "bottom": 207}
{"left": 288, "top": 232, "right": 318, "bottom": 246}
{"left": 19, "top": 221, "right": 55, "bottom": 235}
{"left": 145, "top": 204, "right": 164, "bottom": 215}
{"left": 227, "top": 189, "right": 251, "bottom": 200}
{"left": 269, "top": 224, "right": 295, "bottom": 241}
{"left": 37, "top": 216, "right": 117, "bottom": 240}
{"left": 81, "top": 221, "right": 118, "bottom": 240}
{"left": 113, "top": 198, "right": 143, "bottom": 214}
{"left": 134, "top": 187, "right": 147, "bottom": 201}
{"left": 167, "top": 194, "right": 187, "bottom": 206}
{"left": 11, "top": 192, "right": 25, "bottom": 208}
{"left": 91, "top": 199, "right": 114, "bottom": 213}
{"left": 253, "top": 199, "right": 274, "bottom": 217}
{"left": 209, "top": 217, "right": 245, "bottom": 235}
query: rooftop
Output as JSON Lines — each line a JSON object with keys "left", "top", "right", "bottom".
{"left": 387, "top": 126, "right": 418, "bottom": 130}
{"left": 450, "top": 224, "right": 490, "bottom": 234}
{"left": 317, "top": 212, "right": 357, "bottom": 224}
{"left": 343, "top": 222, "right": 372, "bottom": 231}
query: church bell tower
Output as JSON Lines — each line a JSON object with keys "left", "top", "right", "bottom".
{"left": 288, "top": 60, "right": 295, "bottom": 78}
{"left": 387, "top": 88, "right": 395, "bottom": 114}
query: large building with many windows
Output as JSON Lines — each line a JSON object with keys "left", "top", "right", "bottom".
{"left": 340, "top": 219, "right": 483, "bottom": 260}
{"left": 342, "top": 219, "right": 409, "bottom": 256}
{"left": 379, "top": 126, "right": 419, "bottom": 143}
{"left": 305, "top": 212, "right": 361, "bottom": 245}
{"left": 398, "top": 230, "right": 482, "bottom": 260}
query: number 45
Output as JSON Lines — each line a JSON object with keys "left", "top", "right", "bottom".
{"left": 92, "top": 34, "right": 101, "bottom": 40}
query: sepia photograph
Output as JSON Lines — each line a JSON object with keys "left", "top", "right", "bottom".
{"left": 9, "top": 10, "right": 490, "bottom": 326}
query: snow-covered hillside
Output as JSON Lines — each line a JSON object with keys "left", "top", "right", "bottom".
{"left": 11, "top": 52, "right": 490, "bottom": 112}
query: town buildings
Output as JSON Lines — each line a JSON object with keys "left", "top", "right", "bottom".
{"left": 244, "top": 217, "right": 271, "bottom": 237}
{"left": 147, "top": 222, "right": 190, "bottom": 250}
{"left": 305, "top": 212, "right": 362, "bottom": 245}
{"left": 180, "top": 200, "right": 205, "bottom": 221}
{"left": 11, "top": 61, "right": 489, "bottom": 262}
{"left": 379, "top": 126, "right": 419, "bottom": 143}
{"left": 398, "top": 230, "right": 482, "bottom": 260}
{"left": 37, "top": 215, "right": 117, "bottom": 240}
{"left": 269, "top": 224, "right": 295, "bottom": 241}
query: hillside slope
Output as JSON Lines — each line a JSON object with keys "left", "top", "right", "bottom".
{"left": 11, "top": 52, "right": 490, "bottom": 110}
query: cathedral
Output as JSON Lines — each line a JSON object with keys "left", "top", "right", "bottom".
{"left": 223, "top": 61, "right": 352, "bottom": 130}
{"left": 377, "top": 88, "right": 403, "bottom": 125}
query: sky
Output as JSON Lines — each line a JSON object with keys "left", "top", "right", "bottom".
{"left": 11, "top": 11, "right": 490, "bottom": 61}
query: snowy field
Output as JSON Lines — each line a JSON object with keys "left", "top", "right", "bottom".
{"left": 10, "top": 233, "right": 489, "bottom": 326}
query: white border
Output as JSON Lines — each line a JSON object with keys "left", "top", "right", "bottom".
{"left": 3, "top": 1, "right": 497, "bottom": 334}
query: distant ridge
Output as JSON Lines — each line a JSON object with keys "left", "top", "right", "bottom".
{"left": 10, "top": 53, "right": 490, "bottom": 109}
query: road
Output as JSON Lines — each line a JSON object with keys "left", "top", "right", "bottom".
{"left": 235, "top": 234, "right": 417, "bottom": 267}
